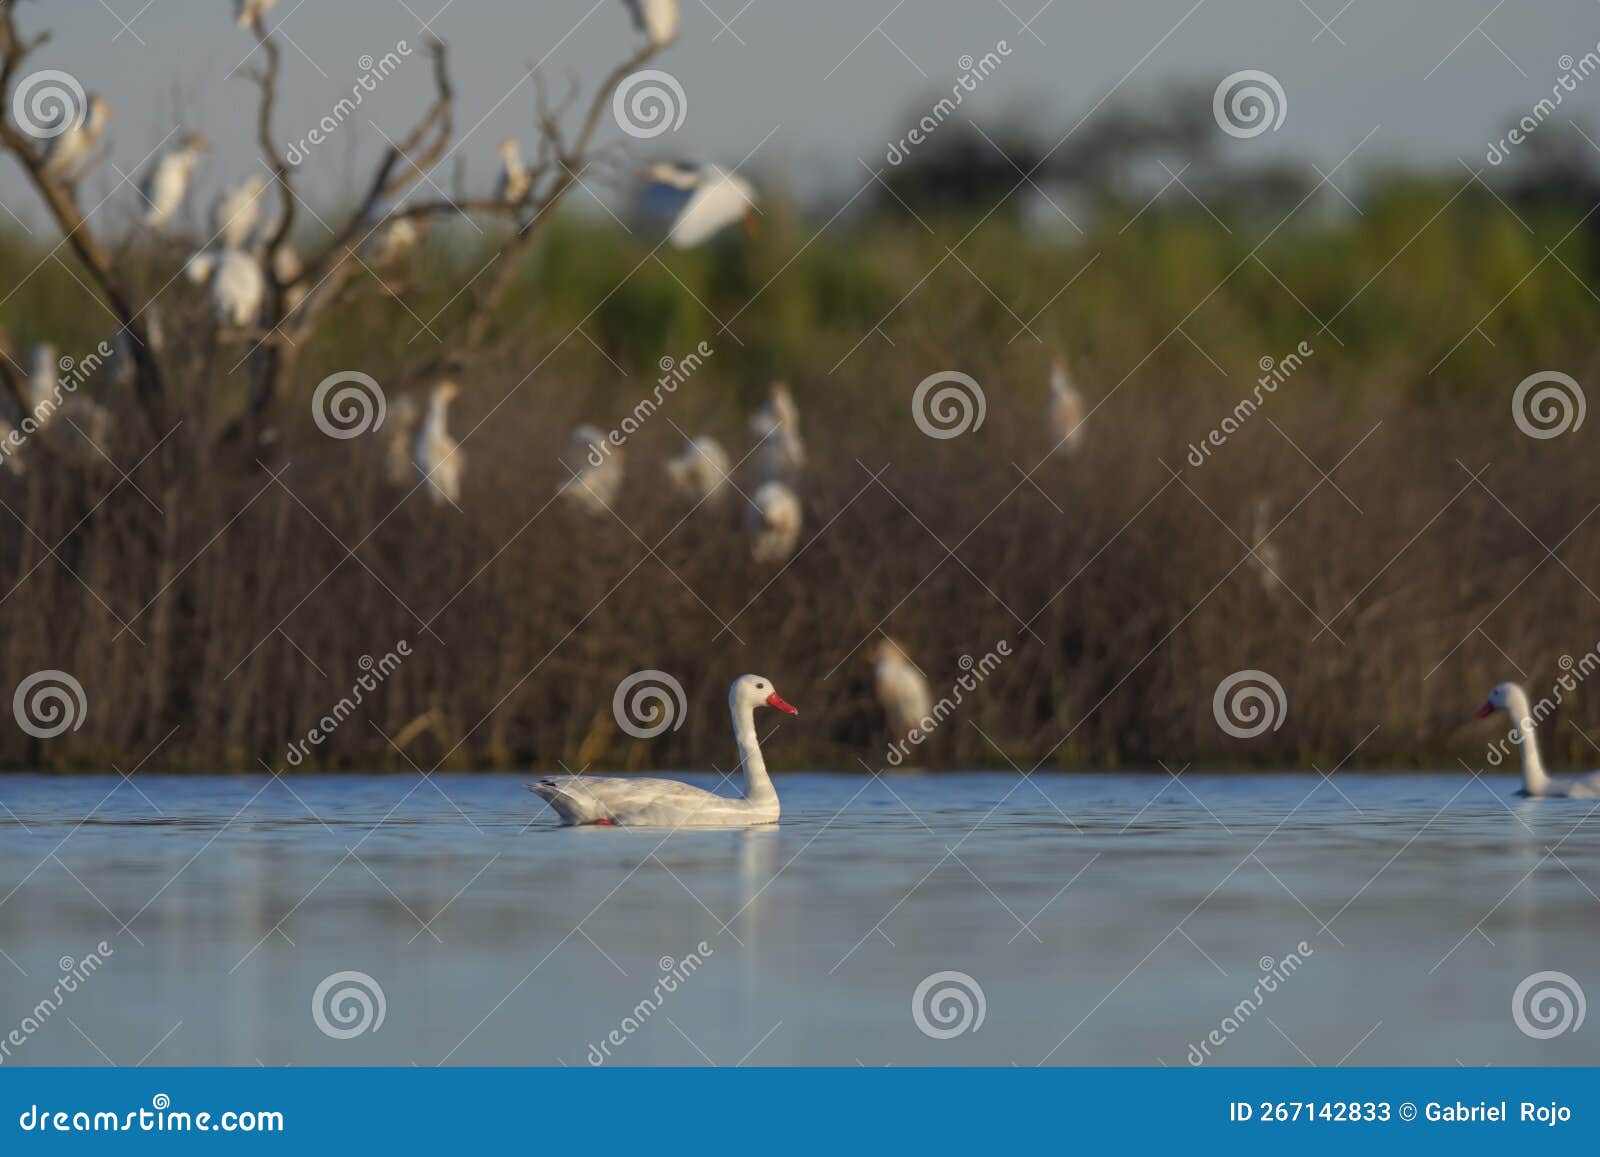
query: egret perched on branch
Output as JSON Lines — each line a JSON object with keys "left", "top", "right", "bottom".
{"left": 747, "top": 480, "right": 801, "bottom": 564}
{"left": 750, "top": 381, "right": 804, "bottom": 484}
{"left": 43, "top": 94, "right": 110, "bottom": 180}
{"left": 871, "top": 638, "right": 933, "bottom": 745}
{"left": 494, "top": 139, "right": 530, "bottom": 204}
{"left": 665, "top": 435, "right": 731, "bottom": 507}
{"left": 212, "top": 175, "right": 268, "bottom": 251}
{"left": 414, "top": 380, "right": 463, "bottom": 506}
{"left": 361, "top": 201, "right": 423, "bottom": 264}
{"left": 638, "top": 162, "right": 758, "bottom": 248}
{"left": 235, "top": 0, "right": 276, "bottom": 28}
{"left": 622, "top": 0, "right": 680, "bottom": 47}
{"left": 210, "top": 249, "right": 265, "bottom": 328}
{"left": 558, "top": 425, "right": 624, "bottom": 515}
{"left": 1047, "top": 353, "right": 1086, "bottom": 456}
{"left": 139, "top": 132, "right": 207, "bottom": 228}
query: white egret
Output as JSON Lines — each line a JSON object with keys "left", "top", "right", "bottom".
{"left": 1251, "top": 497, "right": 1283, "bottom": 594}
{"left": 639, "top": 162, "right": 758, "bottom": 248}
{"left": 361, "top": 208, "right": 422, "bottom": 264}
{"left": 557, "top": 424, "right": 624, "bottom": 515}
{"left": 235, "top": 0, "right": 276, "bottom": 28}
{"left": 414, "top": 380, "right": 463, "bottom": 505}
{"left": 665, "top": 435, "right": 731, "bottom": 506}
{"left": 42, "top": 94, "right": 110, "bottom": 181}
{"left": 211, "top": 248, "right": 265, "bottom": 328}
{"left": 1047, "top": 354, "right": 1086, "bottom": 456}
{"left": 871, "top": 638, "right": 934, "bottom": 744}
{"left": 494, "top": 139, "right": 530, "bottom": 204}
{"left": 212, "top": 175, "right": 267, "bottom": 251}
{"left": 25, "top": 344, "right": 57, "bottom": 415}
{"left": 140, "top": 132, "right": 207, "bottom": 228}
{"left": 749, "top": 381, "right": 804, "bottom": 484}
{"left": 384, "top": 394, "right": 422, "bottom": 486}
{"left": 748, "top": 479, "right": 801, "bottom": 564}
{"left": 622, "top": 0, "right": 680, "bottom": 48}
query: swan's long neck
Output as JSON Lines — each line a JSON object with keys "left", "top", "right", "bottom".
{"left": 731, "top": 699, "right": 776, "bottom": 806}
{"left": 1506, "top": 685, "right": 1550, "bottom": 792}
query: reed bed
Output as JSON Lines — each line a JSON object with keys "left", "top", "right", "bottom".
{"left": 1, "top": 179, "right": 1596, "bottom": 772}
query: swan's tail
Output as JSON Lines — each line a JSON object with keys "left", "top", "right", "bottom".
{"left": 526, "top": 778, "right": 611, "bottom": 825}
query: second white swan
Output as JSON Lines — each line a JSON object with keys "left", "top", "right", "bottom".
{"left": 1476, "top": 681, "right": 1600, "bottom": 798}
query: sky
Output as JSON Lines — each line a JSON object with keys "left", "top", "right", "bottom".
{"left": 9, "top": 0, "right": 1600, "bottom": 232}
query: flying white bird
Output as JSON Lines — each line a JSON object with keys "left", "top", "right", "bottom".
{"left": 210, "top": 248, "right": 265, "bottom": 327}
{"left": 42, "top": 94, "right": 110, "bottom": 180}
{"left": 414, "top": 380, "right": 463, "bottom": 506}
{"left": 235, "top": 0, "right": 277, "bottom": 28}
{"left": 140, "top": 132, "right": 207, "bottom": 228}
{"left": 212, "top": 175, "right": 268, "bottom": 251}
{"left": 748, "top": 479, "right": 801, "bottom": 564}
{"left": 639, "top": 162, "right": 758, "bottom": 248}
{"left": 871, "top": 638, "right": 934, "bottom": 743}
{"left": 385, "top": 394, "right": 422, "bottom": 486}
{"left": 494, "top": 139, "right": 530, "bottom": 204}
{"left": 558, "top": 425, "right": 624, "bottom": 515}
{"left": 1047, "top": 354, "right": 1086, "bottom": 456}
{"left": 749, "top": 381, "right": 804, "bottom": 484}
{"left": 665, "top": 435, "right": 731, "bottom": 506}
{"left": 622, "top": 0, "right": 680, "bottom": 48}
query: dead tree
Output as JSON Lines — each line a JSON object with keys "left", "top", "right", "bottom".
{"left": 0, "top": 0, "right": 662, "bottom": 461}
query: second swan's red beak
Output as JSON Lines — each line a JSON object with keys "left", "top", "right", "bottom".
{"left": 1474, "top": 701, "right": 1495, "bottom": 719}
{"left": 766, "top": 691, "right": 798, "bottom": 716}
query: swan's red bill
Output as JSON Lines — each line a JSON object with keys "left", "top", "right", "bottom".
{"left": 1474, "top": 702, "right": 1495, "bottom": 719}
{"left": 766, "top": 691, "right": 798, "bottom": 716}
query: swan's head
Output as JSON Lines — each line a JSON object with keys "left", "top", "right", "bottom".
{"left": 730, "top": 674, "right": 797, "bottom": 717}
{"left": 1476, "top": 682, "right": 1519, "bottom": 719}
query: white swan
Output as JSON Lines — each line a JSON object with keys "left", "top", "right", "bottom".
{"left": 1047, "top": 354, "right": 1085, "bottom": 456}
{"left": 494, "top": 139, "right": 530, "bottom": 204}
{"left": 43, "top": 94, "right": 110, "bottom": 181}
{"left": 622, "top": 0, "right": 679, "bottom": 47}
{"left": 414, "top": 380, "right": 463, "bottom": 505}
{"left": 140, "top": 132, "right": 206, "bottom": 228}
{"left": 665, "top": 434, "right": 731, "bottom": 506}
{"left": 639, "top": 162, "right": 758, "bottom": 248}
{"left": 872, "top": 638, "right": 933, "bottom": 742}
{"left": 1477, "top": 682, "right": 1600, "bottom": 798}
{"left": 748, "top": 480, "right": 801, "bottom": 563}
{"left": 530, "top": 674, "right": 796, "bottom": 826}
